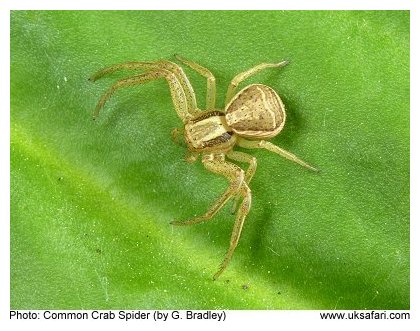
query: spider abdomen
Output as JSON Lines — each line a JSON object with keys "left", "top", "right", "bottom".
{"left": 225, "top": 84, "right": 286, "bottom": 139}
{"left": 184, "top": 111, "right": 236, "bottom": 152}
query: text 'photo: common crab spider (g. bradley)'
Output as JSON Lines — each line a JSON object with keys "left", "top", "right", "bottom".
{"left": 89, "top": 55, "right": 317, "bottom": 280}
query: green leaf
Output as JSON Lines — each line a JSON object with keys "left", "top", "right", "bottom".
{"left": 11, "top": 10, "right": 409, "bottom": 309}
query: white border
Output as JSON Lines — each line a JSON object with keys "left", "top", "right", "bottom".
{"left": 2, "top": 1, "right": 417, "bottom": 330}
{"left": 1, "top": 1, "right": 11, "bottom": 324}
{"left": 0, "top": 0, "right": 414, "bottom": 10}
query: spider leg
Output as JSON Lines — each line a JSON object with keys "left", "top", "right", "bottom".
{"left": 170, "top": 128, "right": 199, "bottom": 163}
{"left": 226, "top": 150, "right": 257, "bottom": 214}
{"left": 213, "top": 182, "right": 251, "bottom": 280}
{"left": 92, "top": 69, "right": 191, "bottom": 123}
{"left": 171, "top": 127, "right": 185, "bottom": 146}
{"left": 175, "top": 54, "right": 216, "bottom": 110}
{"left": 237, "top": 138, "right": 318, "bottom": 171}
{"left": 171, "top": 153, "right": 245, "bottom": 226}
{"left": 225, "top": 60, "right": 289, "bottom": 105}
{"left": 171, "top": 153, "right": 251, "bottom": 279}
{"left": 90, "top": 60, "right": 199, "bottom": 116}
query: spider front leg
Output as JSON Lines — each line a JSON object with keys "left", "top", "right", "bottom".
{"left": 89, "top": 60, "right": 199, "bottom": 115}
{"left": 91, "top": 69, "right": 191, "bottom": 123}
{"left": 175, "top": 54, "right": 216, "bottom": 110}
{"left": 225, "top": 60, "right": 289, "bottom": 104}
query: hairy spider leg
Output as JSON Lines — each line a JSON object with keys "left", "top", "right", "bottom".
{"left": 171, "top": 153, "right": 252, "bottom": 280}
{"left": 237, "top": 138, "right": 318, "bottom": 171}
{"left": 171, "top": 127, "right": 185, "bottom": 145}
{"left": 89, "top": 60, "right": 199, "bottom": 116}
{"left": 225, "top": 61, "right": 289, "bottom": 105}
{"left": 226, "top": 151, "right": 257, "bottom": 214}
{"left": 175, "top": 54, "right": 216, "bottom": 110}
{"left": 171, "top": 154, "right": 245, "bottom": 226}
{"left": 213, "top": 181, "right": 251, "bottom": 280}
{"left": 170, "top": 127, "right": 198, "bottom": 162}
{"left": 92, "top": 69, "right": 191, "bottom": 123}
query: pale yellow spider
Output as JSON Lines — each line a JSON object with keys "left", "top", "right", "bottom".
{"left": 90, "top": 55, "right": 317, "bottom": 280}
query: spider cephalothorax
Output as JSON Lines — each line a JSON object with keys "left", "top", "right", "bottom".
{"left": 90, "top": 55, "right": 316, "bottom": 280}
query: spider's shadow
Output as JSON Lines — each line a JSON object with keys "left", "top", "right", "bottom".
{"left": 233, "top": 84, "right": 313, "bottom": 280}
{"left": 274, "top": 88, "right": 308, "bottom": 147}
{"left": 245, "top": 188, "right": 275, "bottom": 257}
{"left": 96, "top": 82, "right": 173, "bottom": 129}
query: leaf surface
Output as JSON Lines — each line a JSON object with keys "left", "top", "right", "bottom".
{"left": 10, "top": 10, "right": 409, "bottom": 309}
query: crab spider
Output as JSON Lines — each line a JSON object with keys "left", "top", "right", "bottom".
{"left": 90, "top": 55, "right": 317, "bottom": 280}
